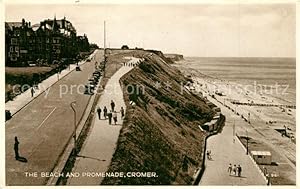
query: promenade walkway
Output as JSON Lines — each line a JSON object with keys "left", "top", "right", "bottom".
{"left": 67, "top": 57, "right": 140, "bottom": 185}
{"left": 199, "top": 95, "right": 267, "bottom": 185}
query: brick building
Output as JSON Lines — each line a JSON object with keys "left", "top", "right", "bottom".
{"left": 5, "top": 17, "right": 90, "bottom": 66}
{"left": 5, "top": 19, "right": 35, "bottom": 66}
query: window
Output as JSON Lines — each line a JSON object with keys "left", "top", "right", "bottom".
{"left": 257, "top": 155, "right": 262, "bottom": 158}
{"left": 53, "top": 38, "right": 60, "bottom": 44}
{"left": 11, "top": 38, "right": 17, "bottom": 45}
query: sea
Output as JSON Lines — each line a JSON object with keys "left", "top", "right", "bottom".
{"left": 174, "top": 57, "right": 296, "bottom": 104}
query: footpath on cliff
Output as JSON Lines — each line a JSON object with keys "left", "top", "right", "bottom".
{"left": 66, "top": 57, "right": 142, "bottom": 185}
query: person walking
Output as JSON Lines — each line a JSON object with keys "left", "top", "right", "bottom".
{"left": 120, "top": 107, "right": 125, "bottom": 119}
{"left": 228, "top": 163, "right": 232, "bottom": 175}
{"left": 103, "top": 106, "right": 108, "bottom": 119}
{"left": 238, "top": 165, "right": 242, "bottom": 177}
{"left": 113, "top": 111, "right": 118, "bottom": 125}
{"left": 107, "top": 111, "right": 113, "bottom": 125}
{"left": 208, "top": 150, "right": 212, "bottom": 160}
{"left": 206, "top": 150, "right": 211, "bottom": 160}
{"left": 31, "top": 87, "right": 35, "bottom": 97}
{"left": 233, "top": 165, "right": 237, "bottom": 176}
{"left": 97, "top": 106, "right": 101, "bottom": 120}
{"left": 111, "top": 100, "right": 115, "bottom": 112}
{"left": 14, "top": 136, "right": 20, "bottom": 160}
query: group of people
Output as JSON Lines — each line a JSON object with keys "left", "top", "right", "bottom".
{"left": 123, "top": 58, "right": 144, "bottom": 67}
{"left": 228, "top": 163, "right": 242, "bottom": 177}
{"left": 123, "top": 62, "right": 139, "bottom": 67}
{"left": 206, "top": 150, "right": 212, "bottom": 160}
{"left": 96, "top": 100, "right": 125, "bottom": 125}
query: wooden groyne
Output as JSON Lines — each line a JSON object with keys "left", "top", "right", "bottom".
{"left": 231, "top": 102, "right": 296, "bottom": 109}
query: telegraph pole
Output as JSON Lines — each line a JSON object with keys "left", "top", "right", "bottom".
{"left": 103, "top": 20, "right": 107, "bottom": 77}
{"left": 104, "top": 20, "right": 106, "bottom": 53}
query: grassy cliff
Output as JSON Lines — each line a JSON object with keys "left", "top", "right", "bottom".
{"left": 102, "top": 50, "right": 213, "bottom": 185}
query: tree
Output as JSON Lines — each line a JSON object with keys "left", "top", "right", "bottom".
{"left": 121, "top": 45, "right": 129, "bottom": 50}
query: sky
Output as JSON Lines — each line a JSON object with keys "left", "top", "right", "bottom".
{"left": 4, "top": 2, "right": 296, "bottom": 57}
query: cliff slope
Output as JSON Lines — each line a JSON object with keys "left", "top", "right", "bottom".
{"left": 102, "top": 50, "right": 213, "bottom": 185}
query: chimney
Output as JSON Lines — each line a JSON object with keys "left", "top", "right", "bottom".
{"left": 62, "top": 17, "right": 65, "bottom": 28}
{"left": 22, "top": 18, "right": 25, "bottom": 26}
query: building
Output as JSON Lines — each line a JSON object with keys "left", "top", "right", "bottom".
{"left": 5, "top": 17, "right": 90, "bottom": 66}
{"left": 77, "top": 34, "right": 90, "bottom": 53}
{"left": 5, "top": 19, "right": 35, "bottom": 66}
{"left": 34, "top": 16, "right": 78, "bottom": 63}
{"left": 251, "top": 151, "right": 272, "bottom": 165}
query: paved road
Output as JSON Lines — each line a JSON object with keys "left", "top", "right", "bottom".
{"left": 5, "top": 50, "right": 103, "bottom": 185}
{"left": 199, "top": 94, "right": 267, "bottom": 185}
{"left": 67, "top": 58, "right": 139, "bottom": 185}
{"left": 5, "top": 52, "right": 95, "bottom": 115}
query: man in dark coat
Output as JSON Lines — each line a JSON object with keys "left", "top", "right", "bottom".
{"left": 31, "top": 87, "right": 35, "bottom": 97}
{"left": 14, "top": 136, "right": 20, "bottom": 160}
{"left": 120, "top": 107, "right": 125, "bottom": 119}
{"left": 97, "top": 106, "right": 101, "bottom": 120}
{"left": 103, "top": 106, "right": 108, "bottom": 119}
{"left": 107, "top": 111, "right": 113, "bottom": 125}
{"left": 110, "top": 100, "right": 115, "bottom": 112}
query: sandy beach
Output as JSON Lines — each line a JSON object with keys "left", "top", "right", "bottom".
{"left": 173, "top": 58, "right": 296, "bottom": 184}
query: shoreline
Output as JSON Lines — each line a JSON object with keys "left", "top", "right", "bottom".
{"left": 172, "top": 61, "right": 296, "bottom": 184}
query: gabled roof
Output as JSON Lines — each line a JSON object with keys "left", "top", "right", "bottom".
{"left": 5, "top": 22, "right": 22, "bottom": 30}
{"left": 32, "top": 23, "right": 40, "bottom": 31}
{"left": 39, "top": 18, "right": 76, "bottom": 33}
{"left": 251, "top": 151, "right": 271, "bottom": 156}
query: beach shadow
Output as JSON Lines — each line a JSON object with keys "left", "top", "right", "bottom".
{"left": 271, "top": 162, "right": 278, "bottom": 166}
{"left": 17, "top": 156, "right": 28, "bottom": 163}
{"left": 229, "top": 175, "right": 247, "bottom": 178}
{"left": 77, "top": 154, "right": 106, "bottom": 162}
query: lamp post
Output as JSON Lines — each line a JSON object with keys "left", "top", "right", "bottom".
{"left": 70, "top": 101, "right": 77, "bottom": 155}
{"left": 246, "top": 129, "right": 249, "bottom": 155}
{"left": 233, "top": 119, "right": 235, "bottom": 143}
{"left": 248, "top": 112, "right": 251, "bottom": 124}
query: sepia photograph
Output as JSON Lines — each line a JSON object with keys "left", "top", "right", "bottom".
{"left": 2, "top": 0, "right": 297, "bottom": 186}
